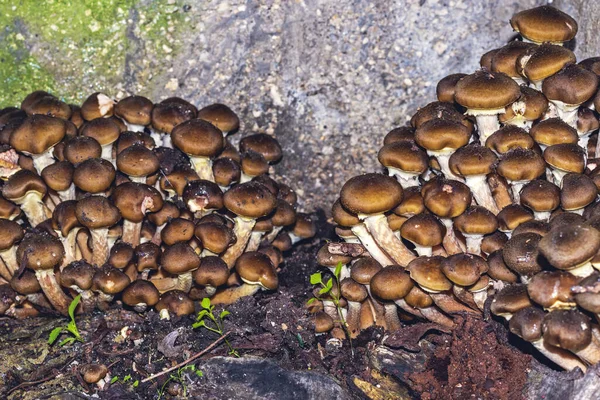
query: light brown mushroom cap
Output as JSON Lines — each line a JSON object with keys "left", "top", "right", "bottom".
{"left": 529, "top": 118, "right": 578, "bottom": 147}
{"left": 60, "top": 260, "right": 95, "bottom": 290}
{"left": 81, "top": 92, "right": 114, "bottom": 120}
{"left": 454, "top": 206, "right": 498, "bottom": 235}
{"left": 421, "top": 177, "right": 472, "bottom": 219}
{"left": 72, "top": 158, "right": 115, "bottom": 193}
{"left": 156, "top": 290, "right": 195, "bottom": 316}
{"left": 25, "top": 95, "right": 72, "bottom": 120}
{"left": 497, "top": 148, "right": 546, "bottom": 181}
{"left": 490, "top": 284, "right": 532, "bottom": 316}
{"left": 80, "top": 117, "right": 121, "bottom": 146}
{"left": 527, "top": 271, "right": 580, "bottom": 309}
{"left": 414, "top": 118, "right": 471, "bottom": 151}
{"left": 509, "top": 307, "right": 546, "bottom": 342}
{"left": 498, "top": 86, "right": 548, "bottom": 124}
{"left": 17, "top": 232, "right": 65, "bottom": 270}
{"left": 518, "top": 44, "right": 576, "bottom": 82}
{"left": 513, "top": 220, "right": 550, "bottom": 237}
{"left": 436, "top": 73, "right": 467, "bottom": 103}
{"left": 400, "top": 213, "right": 446, "bottom": 247}
{"left": 404, "top": 285, "right": 434, "bottom": 308}
{"left": 122, "top": 279, "right": 160, "bottom": 307}
{"left": 383, "top": 126, "right": 415, "bottom": 145}
{"left": 314, "top": 311, "right": 334, "bottom": 333}
{"left": 487, "top": 250, "right": 518, "bottom": 283}
{"left": 114, "top": 95, "right": 153, "bottom": 126}
{"left": 510, "top": 6, "right": 578, "bottom": 44}
{"left": 407, "top": 256, "right": 452, "bottom": 292}
{"left": 449, "top": 144, "right": 497, "bottom": 176}
{"left": 182, "top": 179, "right": 223, "bottom": 213}
{"left": 116, "top": 144, "right": 160, "bottom": 178}
{"left": 393, "top": 186, "right": 425, "bottom": 217}
{"left": 520, "top": 180, "right": 561, "bottom": 213}
{"left": 64, "top": 136, "right": 102, "bottom": 164}
{"left": 194, "top": 221, "right": 236, "bottom": 254}
{"left": 316, "top": 244, "right": 352, "bottom": 268}
{"left": 378, "top": 141, "right": 429, "bottom": 174}
{"left": 10, "top": 269, "right": 41, "bottom": 295}
{"left": 491, "top": 41, "right": 537, "bottom": 78}
{"left": 543, "top": 144, "right": 586, "bottom": 174}
{"left": 235, "top": 251, "right": 278, "bottom": 290}
{"left": 542, "top": 64, "right": 599, "bottom": 105}
{"left": 92, "top": 266, "right": 131, "bottom": 295}
{"left": 171, "top": 119, "right": 225, "bottom": 158}
{"left": 108, "top": 242, "right": 135, "bottom": 269}
{"left": 0, "top": 219, "right": 24, "bottom": 251}
{"left": 239, "top": 134, "right": 283, "bottom": 164}
{"left": 543, "top": 309, "right": 591, "bottom": 353}
{"left": 340, "top": 278, "right": 368, "bottom": 303}
{"left": 161, "top": 218, "right": 196, "bottom": 246}
{"left": 441, "top": 253, "right": 487, "bottom": 287}
{"left": 10, "top": 115, "right": 66, "bottom": 155}
{"left": 193, "top": 256, "right": 230, "bottom": 288}
{"left": 76, "top": 196, "right": 121, "bottom": 229}
{"left": 161, "top": 242, "right": 201, "bottom": 275}
{"left": 560, "top": 173, "right": 597, "bottom": 211}
{"left": 370, "top": 265, "right": 414, "bottom": 301}
{"left": 151, "top": 98, "right": 197, "bottom": 134}
{"left": 454, "top": 70, "right": 521, "bottom": 111}
{"left": 498, "top": 205, "right": 535, "bottom": 235}
{"left": 2, "top": 169, "right": 47, "bottom": 201}
{"left": 410, "top": 102, "right": 471, "bottom": 129}
{"left": 80, "top": 364, "right": 108, "bottom": 384}
{"left": 197, "top": 103, "right": 240, "bottom": 133}
{"left": 481, "top": 231, "right": 509, "bottom": 255}
{"left": 350, "top": 257, "right": 383, "bottom": 285}
{"left": 486, "top": 125, "right": 535, "bottom": 154}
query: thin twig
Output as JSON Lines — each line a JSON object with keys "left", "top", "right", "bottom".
{"left": 141, "top": 332, "right": 230, "bottom": 383}
{"left": 7, "top": 368, "right": 62, "bottom": 395}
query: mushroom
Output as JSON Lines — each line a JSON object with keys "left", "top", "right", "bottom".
{"left": 510, "top": 6, "right": 578, "bottom": 45}
{"left": 156, "top": 290, "right": 195, "bottom": 320}
{"left": 517, "top": 43, "right": 576, "bottom": 90}
{"left": 193, "top": 256, "right": 230, "bottom": 297}
{"left": 80, "top": 117, "right": 121, "bottom": 165}
{"left": 0, "top": 219, "right": 24, "bottom": 276}
{"left": 491, "top": 41, "right": 537, "bottom": 85}
{"left": 497, "top": 205, "right": 534, "bottom": 238}
{"left": 560, "top": 173, "right": 597, "bottom": 215}
{"left": 75, "top": 196, "right": 121, "bottom": 266}
{"left": 72, "top": 157, "right": 116, "bottom": 196}
{"left": 498, "top": 86, "right": 548, "bottom": 129}
{"left": 182, "top": 179, "right": 223, "bottom": 218}
{"left": 436, "top": 73, "right": 467, "bottom": 103}
{"left": 503, "top": 232, "right": 544, "bottom": 282}
{"left": 52, "top": 200, "right": 83, "bottom": 267}
{"left": 197, "top": 103, "right": 240, "bottom": 136}
{"left": 122, "top": 279, "right": 160, "bottom": 313}
{"left": 400, "top": 213, "right": 445, "bottom": 256}
{"left": 350, "top": 257, "right": 386, "bottom": 327}
{"left": 382, "top": 126, "right": 415, "bottom": 145}
{"left": 91, "top": 265, "right": 130, "bottom": 305}
{"left": 497, "top": 148, "right": 546, "bottom": 202}
{"left": 41, "top": 161, "right": 75, "bottom": 202}
{"left": 80, "top": 363, "right": 109, "bottom": 388}
{"left": 527, "top": 271, "right": 580, "bottom": 310}
{"left": 81, "top": 92, "right": 114, "bottom": 120}
{"left": 2, "top": 169, "right": 50, "bottom": 226}
{"left": 543, "top": 309, "right": 600, "bottom": 365}
{"left": 454, "top": 206, "right": 498, "bottom": 255}
{"left": 212, "top": 157, "right": 241, "bottom": 190}
{"left": 147, "top": 201, "right": 180, "bottom": 245}
{"left": 369, "top": 265, "right": 414, "bottom": 331}
{"left": 114, "top": 95, "right": 153, "bottom": 132}
{"left": 340, "top": 278, "right": 369, "bottom": 338}
{"left": 490, "top": 283, "right": 532, "bottom": 320}
{"left": 519, "top": 180, "right": 561, "bottom": 221}
{"left": 316, "top": 244, "right": 352, "bottom": 280}
{"left": 63, "top": 136, "right": 102, "bottom": 165}
{"left": 171, "top": 119, "right": 224, "bottom": 181}
{"left": 135, "top": 242, "right": 162, "bottom": 280}
{"left": 161, "top": 242, "right": 201, "bottom": 292}
{"left": 378, "top": 140, "right": 429, "bottom": 187}
{"left": 543, "top": 143, "right": 586, "bottom": 186}
{"left": 60, "top": 260, "right": 97, "bottom": 312}
{"left": 288, "top": 213, "right": 317, "bottom": 244}
{"left": 194, "top": 220, "right": 236, "bottom": 256}
{"left": 116, "top": 144, "right": 160, "bottom": 184}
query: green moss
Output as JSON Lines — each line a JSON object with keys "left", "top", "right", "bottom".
{"left": 0, "top": 0, "right": 185, "bottom": 107}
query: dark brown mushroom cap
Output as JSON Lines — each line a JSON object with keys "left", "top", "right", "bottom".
{"left": 80, "top": 117, "right": 121, "bottom": 146}
{"left": 436, "top": 73, "right": 467, "bottom": 103}
{"left": 72, "top": 158, "right": 115, "bottom": 193}
{"left": 252, "top": 174, "right": 280, "bottom": 196}
{"left": 383, "top": 126, "right": 415, "bottom": 145}
{"left": 572, "top": 272, "right": 600, "bottom": 313}
{"left": 539, "top": 223, "right": 600, "bottom": 270}
{"left": 108, "top": 242, "right": 135, "bottom": 269}
{"left": 76, "top": 196, "right": 121, "bottom": 229}
{"left": 331, "top": 198, "right": 360, "bottom": 227}
{"left": 80, "top": 364, "right": 108, "bottom": 384}
{"left": 549, "top": 212, "right": 586, "bottom": 229}
{"left": 454, "top": 206, "right": 498, "bottom": 235}
{"left": 156, "top": 290, "right": 195, "bottom": 316}
{"left": 527, "top": 270, "right": 580, "bottom": 309}
{"left": 171, "top": 119, "right": 225, "bottom": 158}
{"left": 518, "top": 44, "right": 577, "bottom": 82}
{"left": 92, "top": 266, "right": 130, "bottom": 294}
{"left": 240, "top": 151, "right": 269, "bottom": 177}
{"left": 239, "top": 134, "right": 283, "bottom": 164}
{"left": 543, "top": 144, "right": 586, "bottom": 173}
{"left": 116, "top": 144, "right": 160, "bottom": 178}
{"left": 26, "top": 95, "right": 72, "bottom": 120}
{"left": 542, "top": 64, "right": 599, "bottom": 105}
{"left": 17, "top": 232, "right": 64, "bottom": 270}
{"left": 314, "top": 312, "right": 334, "bottom": 333}
{"left": 41, "top": 161, "right": 73, "bottom": 192}
{"left": 224, "top": 181, "right": 277, "bottom": 219}
{"left": 378, "top": 141, "right": 429, "bottom": 174}
{"left": 114, "top": 95, "right": 153, "bottom": 126}
{"left": 449, "top": 144, "right": 497, "bottom": 176}
{"left": 491, "top": 41, "right": 537, "bottom": 78}
{"left": 510, "top": 5, "right": 578, "bottom": 43}
{"left": 60, "top": 260, "right": 95, "bottom": 290}
{"left": 2, "top": 169, "right": 47, "bottom": 200}
{"left": 63, "top": 136, "right": 102, "bottom": 164}
{"left": 543, "top": 309, "right": 591, "bottom": 352}
{"left": 509, "top": 307, "right": 546, "bottom": 342}
{"left": 503, "top": 232, "right": 543, "bottom": 277}
{"left": 147, "top": 201, "right": 180, "bottom": 227}
{"left": 21, "top": 91, "right": 53, "bottom": 113}
{"left": 52, "top": 200, "right": 81, "bottom": 236}
{"left": 370, "top": 265, "right": 413, "bottom": 301}
{"left": 10, "top": 115, "right": 66, "bottom": 154}
{"left": 116, "top": 131, "right": 155, "bottom": 154}
{"left": 193, "top": 256, "right": 229, "bottom": 287}
{"left": 561, "top": 173, "right": 597, "bottom": 211}
{"left": 193, "top": 221, "right": 236, "bottom": 254}
{"left": 122, "top": 279, "right": 159, "bottom": 307}
{"left": 316, "top": 244, "right": 352, "bottom": 268}
{"left": 160, "top": 165, "right": 200, "bottom": 197}
{"left": 414, "top": 118, "right": 471, "bottom": 151}
{"left": 111, "top": 182, "right": 163, "bottom": 222}
{"left": 577, "top": 107, "right": 600, "bottom": 135}
{"left": 520, "top": 180, "right": 560, "bottom": 213}
{"left": 271, "top": 199, "right": 296, "bottom": 227}
{"left": 151, "top": 99, "right": 197, "bottom": 134}
{"left": 212, "top": 157, "right": 241, "bottom": 187}
{"left": 529, "top": 118, "right": 578, "bottom": 147}
{"left": 340, "top": 173, "right": 403, "bottom": 216}
{"left": 235, "top": 251, "right": 278, "bottom": 290}
{"left": 580, "top": 57, "right": 600, "bottom": 76}
{"left": 421, "top": 177, "right": 472, "bottom": 219}
{"left": 513, "top": 220, "right": 551, "bottom": 237}
{"left": 497, "top": 148, "right": 546, "bottom": 181}
{"left": 400, "top": 213, "right": 445, "bottom": 247}
{"left": 135, "top": 242, "right": 161, "bottom": 273}
{"left": 454, "top": 70, "right": 520, "bottom": 110}
{"left": 490, "top": 284, "right": 532, "bottom": 316}
{"left": 0, "top": 219, "right": 24, "bottom": 250}
{"left": 81, "top": 92, "right": 114, "bottom": 120}
{"left": 183, "top": 179, "right": 224, "bottom": 213}
{"left": 10, "top": 269, "right": 41, "bottom": 295}
{"left": 480, "top": 49, "right": 498, "bottom": 70}
{"left": 340, "top": 278, "right": 368, "bottom": 303}
{"left": 487, "top": 250, "right": 519, "bottom": 283}
{"left": 498, "top": 86, "right": 548, "bottom": 124}
{"left": 441, "top": 253, "right": 487, "bottom": 286}
{"left": 161, "top": 242, "right": 200, "bottom": 275}
{"left": 350, "top": 257, "right": 383, "bottom": 285}
{"left": 481, "top": 231, "right": 509, "bottom": 255}
{"left": 159, "top": 217, "right": 195, "bottom": 246}
{"left": 410, "top": 102, "right": 471, "bottom": 129}
{"left": 407, "top": 256, "right": 452, "bottom": 292}
{"left": 197, "top": 103, "right": 239, "bottom": 133}
{"left": 486, "top": 125, "right": 535, "bottom": 154}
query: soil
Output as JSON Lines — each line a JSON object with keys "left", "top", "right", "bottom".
{"left": 0, "top": 212, "right": 534, "bottom": 399}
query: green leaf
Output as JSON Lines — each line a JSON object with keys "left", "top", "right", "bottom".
{"left": 192, "top": 320, "right": 206, "bottom": 329}
{"left": 309, "top": 272, "right": 322, "bottom": 285}
{"left": 201, "top": 298, "right": 211, "bottom": 309}
{"left": 67, "top": 320, "right": 78, "bottom": 335}
{"left": 48, "top": 327, "right": 63, "bottom": 345}
{"left": 334, "top": 262, "right": 343, "bottom": 279}
{"left": 306, "top": 297, "right": 317, "bottom": 305}
{"left": 196, "top": 310, "right": 209, "bottom": 320}
{"left": 68, "top": 294, "right": 81, "bottom": 321}
{"left": 59, "top": 337, "right": 75, "bottom": 346}
{"left": 318, "top": 286, "right": 331, "bottom": 295}
{"left": 123, "top": 374, "right": 131, "bottom": 382}
{"left": 132, "top": 380, "right": 139, "bottom": 388}
{"left": 219, "top": 310, "right": 230, "bottom": 319}
{"left": 195, "top": 370, "right": 203, "bottom": 378}
{"left": 326, "top": 278, "right": 333, "bottom": 290}
{"left": 110, "top": 376, "right": 119, "bottom": 384}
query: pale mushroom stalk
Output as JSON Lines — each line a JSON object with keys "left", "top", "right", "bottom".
{"left": 189, "top": 156, "right": 215, "bottom": 181}
{"left": 240, "top": 172, "right": 254, "bottom": 183}
{"left": 428, "top": 149, "right": 462, "bottom": 181}
{"left": 533, "top": 211, "right": 552, "bottom": 222}
{"left": 508, "top": 179, "right": 529, "bottom": 203}
{"left": 35, "top": 269, "right": 72, "bottom": 315}
{"left": 57, "top": 184, "right": 76, "bottom": 202}
{"left": 222, "top": 217, "right": 256, "bottom": 268}
{"left": 76, "top": 230, "right": 93, "bottom": 263}
{"left": 469, "top": 109, "right": 503, "bottom": 145}
{"left": 327, "top": 264, "right": 351, "bottom": 280}
{"left": 122, "top": 220, "right": 142, "bottom": 248}
{"left": 350, "top": 223, "right": 396, "bottom": 267}
{"left": 547, "top": 168, "right": 569, "bottom": 187}
{"left": 346, "top": 300, "right": 362, "bottom": 338}
{"left": 383, "top": 303, "right": 402, "bottom": 331}
{"left": 441, "top": 218, "right": 464, "bottom": 255}
{"left": 210, "top": 283, "right": 261, "bottom": 305}
{"left": 31, "top": 152, "right": 56, "bottom": 175}
{"left": 430, "top": 292, "right": 480, "bottom": 314}
{"left": 361, "top": 213, "right": 416, "bottom": 267}
{"left": 386, "top": 167, "right": 420, "bottom": 187}
{"left": 0, "top": 247, "right": 18, "bottom": 276}
{"left": 19, "top": 192, "right": 51, "bottom": 226}
{"left": 0, "top": 258, "right": 12, "bottom": 280}
{"left": 463, "top": 233, "right": 484, "bottom": 255}
{"left": 568, "top": 260, "right": 595, "bottom": 277}
{"left": 419, "top": 306, "right": 456, "bottom": 328}
{"left": 90, "top": 228, "right": 110, "bottom": 267}
{"left": 413, "top": 245, "right": 433, "bottom": 257}
{"left": 245, "top": 231, "right": 264, "bottom": 252}
{"left": 174, "top": 272, "right": 193, "bottom": 293}
{"left": 100, "top": 144, "right": 114, "bottom": 166}
{"left": 452, "top": 286, "right": 480, "bottom": 310}
{"left": 534, "top": 340, "right": 588, "bottom": 372}
{"left": 264, "top": 226, "right": 284, "bottom": 243}
{"left": 124, "top": 122, "right": 145, "bottom": 133}
{"left": 394, "top": 298, "right": 424, "bottom": 319}
{"left": 550, "top": 100, "right": 579, "bottom": 128}
{"left": 60, "top": 229, "right": 80, "bottom": 270}
{"left": 464, "top": 175, "right": 499, "bottom": 214}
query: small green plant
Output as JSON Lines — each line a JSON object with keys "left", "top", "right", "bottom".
{"left": 110, "top": 374, "right": 139, "bottom": 388}
{"left": 157, "top": 364, "right": 203, "bottom": 400}
{"left": 48, "top": 294, "right": 83, "bottom": 346}
{"left": 193, "top": 298, "right": 239, "bottom": 357}
{"left": 307, "top": 262, "right": 353, "bottom": 348}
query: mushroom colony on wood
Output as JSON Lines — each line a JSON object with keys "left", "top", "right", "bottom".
{"left": 311, "top": 5, "right": 600, "bottom": 372}
{"left": 0, "top": 92, "right": 315, "bottom": 320}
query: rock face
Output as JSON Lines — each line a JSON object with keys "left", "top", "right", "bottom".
{"left": 1, "top": 0, "right": 598, "bottom": 211}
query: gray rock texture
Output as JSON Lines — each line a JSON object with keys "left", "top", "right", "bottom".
{"left": 1, "top": 0, "right": 599, "bottom": 212}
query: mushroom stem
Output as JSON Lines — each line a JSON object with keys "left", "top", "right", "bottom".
{"left": 327, "top": 265, "right": 351, "bottom": 280}
{"left": 533, "top": 211, "right": 551, "bottom": 222}
{"left": 346, "top": 300, "right": 362, "bottom": 338}
{"left": 0, "top": 258, "right": 12, "bottom": 281}
{"left": 60, "top": 229, "right": 80, "bottom": 270}
{"left": 240, "top": 173, "right": 253, "bottom": 183}
{"left": 57, "top": 184, "right": 76, "bottom": 202}
{"left": 464, "top": 175, "right": 499, "bottom": 214}
{"left": 509, "top": 180, "right": 529, "bottom": 203}
{"left": 20, "top": 192, "right": 50, "bottom": 227}
{"left": 419, "top": 306, "right": 456, "bottom": 328}
{"left": 245, "top": 231, "right": 264, "bottom": 252}
{"left": 472, "top": 290, "right": 488, "bottom": 310}
{"left": 579, "top": 135, "right": 592, "bottom": 158}
{"left": 175, "top": 271, "right": 193, "bottom": 293}
{"left": 463, "top": 233, "right": 484, "bottom": 255}
{"left": 122, "top": 220, "right": 142, "bottom": 247}
{"left": 264, "top": 226, "right": 284, "bottom": 243}
{"left": 90, "top": 228, "right": 110, "bottom": 267}
{"left": 100, "top": 144, "right": 114, "bottom": 166}
{"left": 387, "top": 167, "right": 420, "bottom": 187}
{"left": 124, "top": 122, "right": 145, "bottom": 133}
{"left": 533, "top": 339, "right": 587, "bottom": 372}
{"left": 149, "top": 277, "right": 179, "bottom": 293}
{"left": 383, "top": 303, "right": 402, "bottom": 332}
{"left": 151, "top": 224, "right": 166, "bottom": 246}
{"left": 76, "top": 230, "right": 94, "bottom": 263}
{"left": 430, "top": 292, "right": 480, "bottom": 315}
{"left": 430, "top": 150, "right": 462, "bottom": 181}
{"left": 31, "top": 152, "right": 56, "bottom": 175}
{"left": 35, "top": 269, "right": 72, "bottom": 315}
{"left": 0, "top": 247, "right": 18, "bottom": 276}
{"left": 222, "top": 217, "right": 256, "bottom": 268}
{"left": 210, "top": 283, "right": 261, "bottom": 305}
{"left": 548, "top": 168, "right": 568, "bottom": 187}
{"left": 568, "top": 261, "right": 594, "bottom": 277}
{"left": 362, "top": 214, "right": 416, "bottom": 267}
{"left": 452, "top": 285, "right": 480, "bottom": 310}
{"left": 189, "top": 156, "right": 215, "bottom": 181}
{"left": 474, "top": 114, "right": 501, "bottom": 145}
{"left": 551, "top": 101, "right": 579, "bottom": 128}
{"left": 394, "top": 298, "right": 424, "bottom": 319}
{"left": 441, "top": 218, "right": 464, "bottom": 255}
{"left": 412, "top": 245, "right": 433, "bottom": 257}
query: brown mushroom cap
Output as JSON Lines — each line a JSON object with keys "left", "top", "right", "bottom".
{"left": 543, "top": 309, "right": 591, "bottom": 353}
{"left": 560, "top": 173, "right": 597, "bottom": 211}
{"left": 111, "top": 182, "right": 163, "bottom": 223}
{"left": 52, "top": 200, "right": 81, "bottom": 236}
{"left": 449, "top": 144, "right": 497, "bottom": 177}
{"left": 161, "top": 218, "right": 196, "bottom": 246}
{"left": 314, "top": 311, "right": 334, "bottom": 333}
{"left": 400, "top": 214, "right": 445, "bottom": 247}
{"left": 80, "top": 117, "right": 121, "bottom": 146}
{"left": 527, "top": 270, "right": 580, "bottom": 309}
{"left": 0, "top": 219, "right": 24, "bottom": 251}
{"left": 81, "top": 92, "right": 114, "bottom": 120}
{"left": 441, "top": 253, "right": 487, "bottom": 286}
{"left": 193, "top": 256, "right": 230, "bottom": 288}
{"left": 76, "top": 196, "right": 121, "bottom": 229}
{"left": 25, "top": 94, "right": 72, "bottom": 119}
{"left": 498, "top": 205, "right": 534, "bottom": 232}
{"left": 240, "top": 134, "right": 283, "bottom": 164}
{"left": 530, "top": 118, "right": 578, "bottom": 147}
{"left": 147, "top": 201, "right": 180, "bottom": 227}
{"left": 108, "top": 242, "right": 135, "bottom": 269}
{"left": 454, "top": 206, "right": 498, "bottom": 235}
{"left": 340, "top": 278, "right": 368, "bottom": 303}
{"left": 161, "top": 242, "right": 201, "bottom": 275}
{"left": 17, "top": 232, "right": 64, "bottom": 270}
{"left": 539, "top": 223, "right": 600, "bottom": 270}
{"left": 316, "top": 244, "right": 352, "bottom": 268}
{"left": 503, "top": 232, "right": 543, "bottom": 278}
{"left": 182, "top": 179, "right": 223, "bottom": 213}
{"left": 194, "top": 221, "right": 236, "bottom": 254}
{"left": 92, "top": 266, "right": 131, "bottom": 295}
{"left": 491, "top": 41, "right": 537, "bottom": 79}
{"left": 518, "top": 44, "right": 576, "bottom": 82}
{"left": 572, "top": 272, "right": 600, "bottom": 313}
{"left": 520, "top": 180, "right": 561, "bottom": 214}
{"left": 544, "top": 144, "right": 586, "bottom": 174}
{"left": 151, "top": 98, "right": 197, "bottom": 134}
{"left": 487, "top": 250, "right": 518, "bottom": 283}
{"left": 350, "top": 257, "right": 383, "bottom": 285}
{"left": 114, "top": 95, "right": 153, "bottom": 126}
{"left": 60, "top": 260, "right": 95, "bottom": 290}
{"left": 10, "top": 115, "right": 66, "bottom": 155}
{"left": 454, "top": 70, "right": 521, "bottom": 111}
{"left": 510, "top": 6, "right": 578, "bottom": 44}
{"left": 80, "top": 364, "right": 108, "bottom": 384}
{"left": 63, "top": 136, "right": 102, "bottom": 165}
{"left": 410, "top": 102, "right": 471, "bottom": 129}
{"left": 498, "top": 86, "right": 548, "bottom": 124}
{"left": 383, "top": 126, "right": 415, "bottom": 145}
{"left": 197, "top": 103, "right": 239, "bottom": 134}
{"left": 407, "top": 256, "right": 452, "bottom": 292}
{"left": 480, "top": 49, "right": 498, "bottom": 70}
{"left": 497, "top": 148, "right": 546, "bottom": 181}
{"left": 224, "top": 181, "right": 277, "bottom": 219}
{"left": 72, "top": 158, "right": 115, "bottom": 193}
{"left": 235, "top": 251, "right": 278, "bottom": 290}
{"left": 436, "top": 73, "right": 467, "bottom": 103}
{"left": 414, "top": 118, "right": 471, "bottom": 151}
{"left": 171, "top": 119, "right": 225, "bottom": 158}
{"left": 421, "top": 177, "right": 472, "bottom": 219}
{"left": 122, "top": 279, "right": 159, "bottom": 307}
{"left": 486, "top": 125, "right": 535, "bottom": 154}
{"left": 340, "top": 173, "right": 403, "bottom": 216}
{"left": 2, "top": 169, "right": 47, "bottom": 201}
{"left": 542, "top": 64, "right": 599, "bottom": 106}
{"left": 135, "top": 242, "right": 161, "bottom": 273}
{"left": 370, "top": 265, "right": 414, "bottom": 301}
{"left": 116, "top": 144, "right": 160, "bottom": 178}
{"left": 481, "top": 231, "right": 509, "bottom": 255}
{"left": 212, "top": 157, "right": 241, "bottom": 187}
{"left": 378, "top": 141, "right": 428, "bottom": 174}
{"left": 331, "top": 198, "right": 360, "bottom": 227}
{"left": 509, "top": 307, "right": 546, "bottom": 342}
{"left": 393, "top": 186, "right": 425, "bottom": 217}
{"left": 490, "top": 284, "right": 532, "bottom": 316}
{"left": 513, "top": 220, "right": 551, "bottom": 237}
{"left": 10, "top": 269, "right": 41, "bottom": 295}
{"left": 156, "top": 290, "right": 195, "bottom": 316}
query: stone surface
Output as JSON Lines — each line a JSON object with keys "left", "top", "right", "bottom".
{"left": 1, "top": 0, "right": 598, "bottom": 212}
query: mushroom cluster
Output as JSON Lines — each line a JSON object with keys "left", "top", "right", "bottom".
{"left": 310, "top": 5, "right": 600, "bottom": 370}
{"left": 0, "top": 91, "right": 315, "bottom": 319}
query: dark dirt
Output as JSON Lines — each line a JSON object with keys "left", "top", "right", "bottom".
{"left": 0, "top": 213, "right": 535, "bottom": 399}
